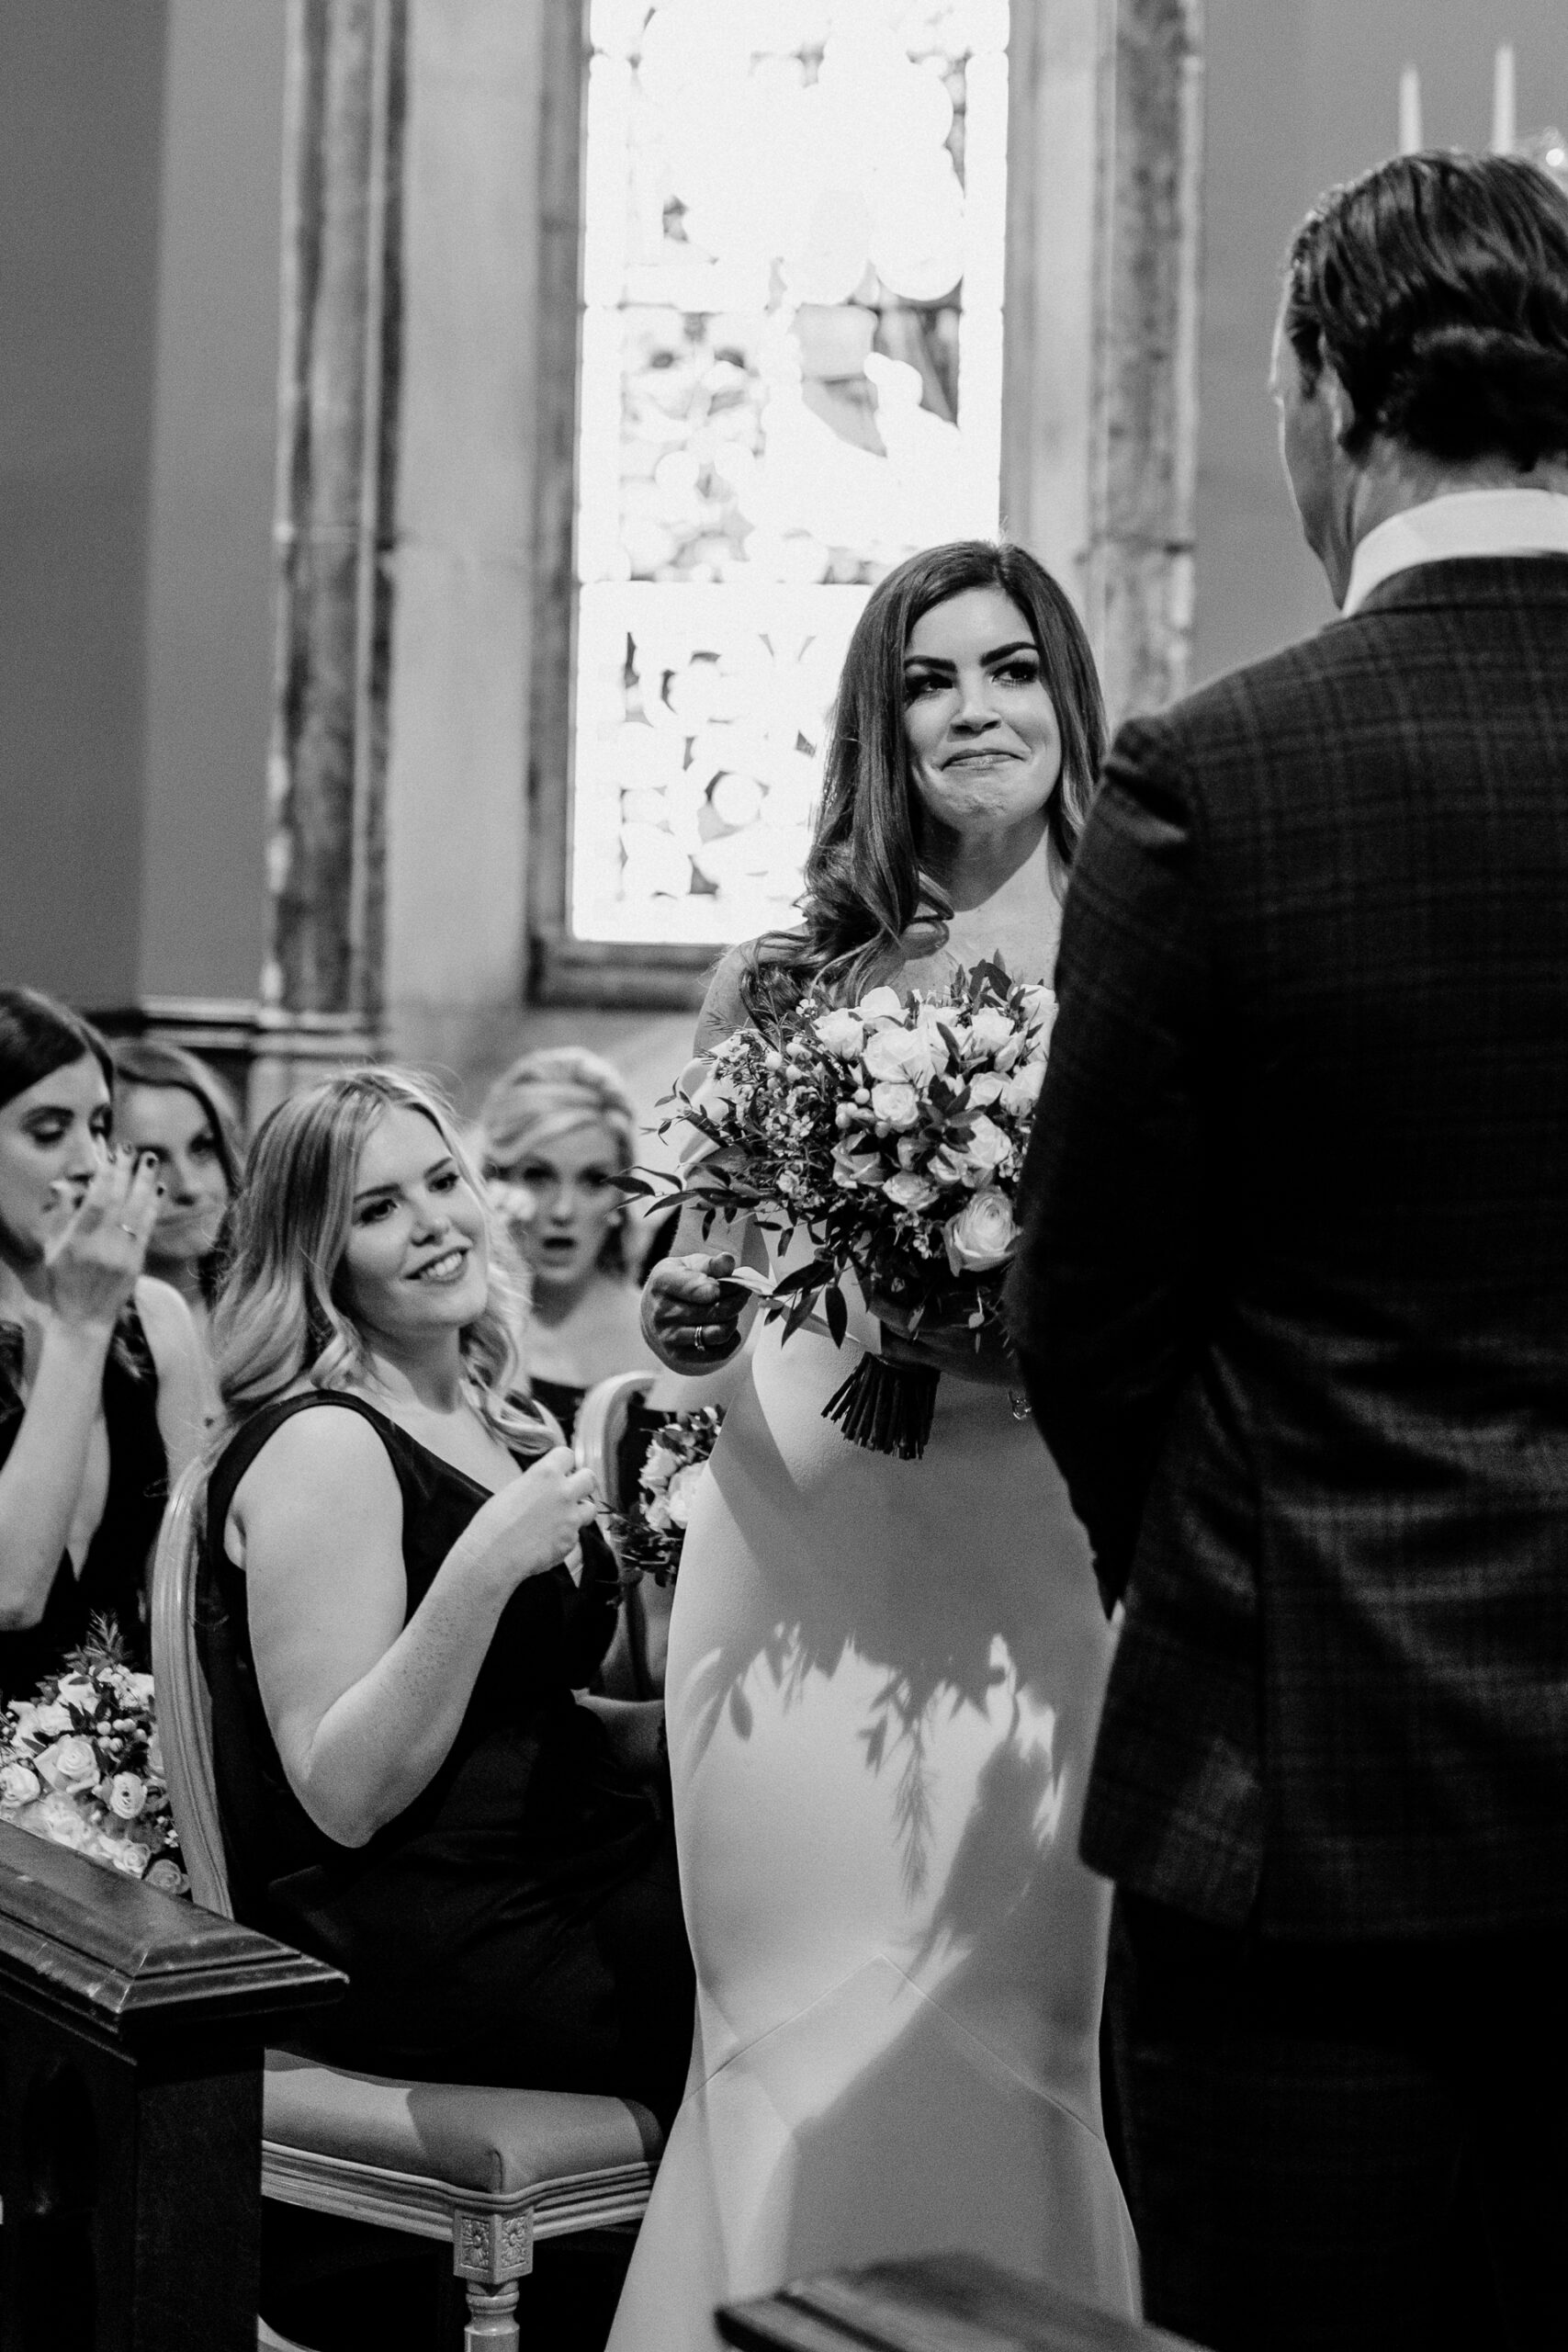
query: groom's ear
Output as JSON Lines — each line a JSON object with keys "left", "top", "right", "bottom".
{"left": 1321, "top": 365, "right": 1359, "bottom": 452}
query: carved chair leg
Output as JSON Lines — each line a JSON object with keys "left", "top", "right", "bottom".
{"left": 463, "top": 2278, "right": 520, "bottom": 2350}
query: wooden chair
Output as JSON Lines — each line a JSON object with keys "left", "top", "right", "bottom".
{"left": 574, "top": 1373, "right": 661, "bottom": 1698}
{"left": 152, "top": 1460, "right": 662, "bottom": 2352}
{"left": 573, "top": 1373, "right": 657, "bottom": 1511}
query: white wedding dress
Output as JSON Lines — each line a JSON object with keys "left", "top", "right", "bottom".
{"left": 607, "top": 922, "right": 1137, "bottom": 2348}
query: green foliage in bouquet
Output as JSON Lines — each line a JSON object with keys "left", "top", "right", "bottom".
{"left": 0, "top": 1614, "right": 187, "bottom": 1894}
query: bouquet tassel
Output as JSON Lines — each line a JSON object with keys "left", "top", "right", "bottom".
{"left": 823, "top": 1354, "right": 941, "bottom": 1460}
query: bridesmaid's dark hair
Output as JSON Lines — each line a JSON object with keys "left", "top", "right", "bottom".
{"left": 0, "top": 989, "right": 144, "bottom": 1379}
{"left": 111, "top": 1039, "right": 243, "bottom": 1197}
{"left": 743, "top": 539, "right": 1104, "bottom": 1019}
{"left": 112, "top": 1038, "right": 244, "bottom": 1307}
{"left": 0, "top": 988, "right": 113, "bottom": 1113}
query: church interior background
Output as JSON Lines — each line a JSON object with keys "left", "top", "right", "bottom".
{"left": 3, "top": 0, "right": 1565, "bottom": 1133}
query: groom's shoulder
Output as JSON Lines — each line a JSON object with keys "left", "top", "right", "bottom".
{"left": 1115, "top": 621, "right": 1365, "bottom": 779}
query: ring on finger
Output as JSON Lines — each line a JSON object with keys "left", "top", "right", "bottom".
{"left": 118, "top": 1223, "right": 140, "bottom": 1238}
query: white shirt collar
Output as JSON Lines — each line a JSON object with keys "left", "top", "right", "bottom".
{"left": 1340, "top": 487, "right": 1568, "bottom": 616}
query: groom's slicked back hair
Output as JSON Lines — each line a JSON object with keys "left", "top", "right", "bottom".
{"left": 1283, "top": 151, "right": 1568, "bottom": 468}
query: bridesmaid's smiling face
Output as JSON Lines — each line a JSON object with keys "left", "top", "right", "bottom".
{"left": 901, "top": 587, "right": 1064, "bottom": 850}
{"left": 339, "top": 1105, "right": 491, "bottom": 1348}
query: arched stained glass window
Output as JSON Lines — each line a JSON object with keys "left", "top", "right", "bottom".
{"left": 570, "top": 0, "right": 1012, "bottom": 951}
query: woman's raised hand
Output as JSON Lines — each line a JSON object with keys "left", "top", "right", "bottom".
{"left": 641, "top": 1251, "right": 746, "bottom": 1373}
{"left": 460, "top": 1446, "right": 599, "bottom": 1597}
{"left": 44, "top": 1149, "right": 162, "bottom": 1336}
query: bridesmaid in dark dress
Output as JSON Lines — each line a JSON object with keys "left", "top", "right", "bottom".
{"left": 0, "top": 989, "right": 209, "bottom": 1694}
{"left": 201, "top": 1068, "right": 694, "bottom": 2120}
{"left": 476, "top": 1047, "right": 663, "bottom": 1447}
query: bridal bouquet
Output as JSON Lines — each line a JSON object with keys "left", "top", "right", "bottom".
{"left": 0, "top": 1617, "right": 187, "bottom": 1894}
{"left": 633, "top": 957, "right": 1054, "bottom": 1459}
{"left": 610, "top": 1406, "right": 724, "bottom": 1587}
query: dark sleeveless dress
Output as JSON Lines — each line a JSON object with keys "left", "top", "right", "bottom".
{"left": 530, "top": 1375, "right": 585, "bottom": 1445}
{"left": 198, "top": 1392, "right": 694, "bottom": 2122}
{"left": 0, "top": 1310, "right": 166, "bottom": 1696}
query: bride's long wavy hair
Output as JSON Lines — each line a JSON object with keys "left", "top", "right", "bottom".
{"left": 744, "top": 539, "right": 1104, "bottom": 1019}
{"left": 210, "top": 1068, "right": 546, "bottom": 1452}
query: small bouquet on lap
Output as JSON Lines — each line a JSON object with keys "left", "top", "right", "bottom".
{"left": 633, "top": 958, "right": 1054, "bottom": 1459}
{"left": 0, "top": 1615, "right": 186, "bottom": 1892}
{"left": 610, "top": 1405, "right": 725, "bottom": 1587}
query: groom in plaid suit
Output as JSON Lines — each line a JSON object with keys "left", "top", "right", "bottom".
{"left": 1010, "top": 152, "right": 1568, "bottom": 2349}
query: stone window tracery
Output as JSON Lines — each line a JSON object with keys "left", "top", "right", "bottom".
{"left": 570, "top": 0, "right": 1012, "bottom": 950}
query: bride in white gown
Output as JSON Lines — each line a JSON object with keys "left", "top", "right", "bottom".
{"left": 608, "top": 543, "right": 1138, "bottom": 2348}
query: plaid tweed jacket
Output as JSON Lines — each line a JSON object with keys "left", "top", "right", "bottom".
{"left": 1008, "top": 556, "right": 1568, "bottom": 1939}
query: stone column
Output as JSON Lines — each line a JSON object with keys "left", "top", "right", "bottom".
{"left": 253, "top": 0, "right": 407, "bottom": 1122}
{"left": 1003, "top": 0, "right": 1203, "bottom": 730}
{"left": 1088, "top": 0, "right": 1204, "bottom": 724}
{"left": 1003, "top": 0, "right": 1115, "bottom": 622}
{"left": 377, "top": 0, "right": 558, "bottom": 1091}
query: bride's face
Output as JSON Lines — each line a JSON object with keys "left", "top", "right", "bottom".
{"left": 901, "top": 587, "right": 1063, "bottom": 848}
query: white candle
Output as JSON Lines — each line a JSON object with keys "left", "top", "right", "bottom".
{"left": 1491, "top": 43, "right": 1517, "bottom": 154}
{"left": 1398, "top": 65, "right": 1423, "bottom": 156}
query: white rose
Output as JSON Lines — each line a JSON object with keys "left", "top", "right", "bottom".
{"left": 870, "top": 1080, "right": 920, "bottom": 1130}
{"left": 7, "top": 1703, "right": 42, "bottom": 1746}
{"left": 110, "top": 1839, "right": 152, "bottom": 1879}
{"left": 926, "top": 1144, "right": 970, "bottom": 1189}
{"left": 646, "top": 1497, "right": 674, "bottom": 1533}
{"left": 663, "top": 1463, "right": 707, "bottom": 1529}
{"left": 641, "top": 1442, "right": 680, "bottom": 1491}
{"left": 999, "top": 1059, "right": 1045, "bottom": 1116}
{"left": 943, "top": 1187, "right": 1021, "bottom": 1275}
{"left": 1020, "top": 984, "right": 1057, "bottom": 1040}
{"left": 145, "top": 1858, "right": 187, "bottom": 1896}
{"left": 965, "top": 1071, "right": 1005, "bottom": 1107}
{"left": 0, "top": 1761, "right": 41, "bottom": 1807}
{"left": 18, "top": 1792, "right": 90, "bottom": 1849}
{"left": 910, "top": 1003, "right": 953, "bottom": 1070}
{"left": 812, "top": 1008, "right": 866, "bottom": 1057}
{"left": 108, "top": 1773, "right": 147, "bottom": 1821}
{"left": 831, "top": 1140, "right": 883, "bottom": 1189}
{"left": 863, "top": 1025, "right": 937, "bottom": 1085}
{"left": 883, "top": 1170, "right": 938, "bottom": 1212}
{"left": 37, "top": 1736, "right": 100, "bottom": 1795}
{"left": 125, "top": 1673, "right": 155, "bottom": 1708}
{"left": 960, "top": 1006, "right": 1011, "bottom": 1057}
{"left": 855, "top": 987, "right": 903, "bottom": 1023}
{"left": 960, "top": 1114, "right": 1011, "bottom": 1174}
{"left": 30, "top": 1702, "right": 72, "bottom": 1738}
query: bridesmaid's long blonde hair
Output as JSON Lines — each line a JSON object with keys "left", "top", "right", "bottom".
{"left": 211, "top": 1068, "right": 546, "bottom": 1449}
